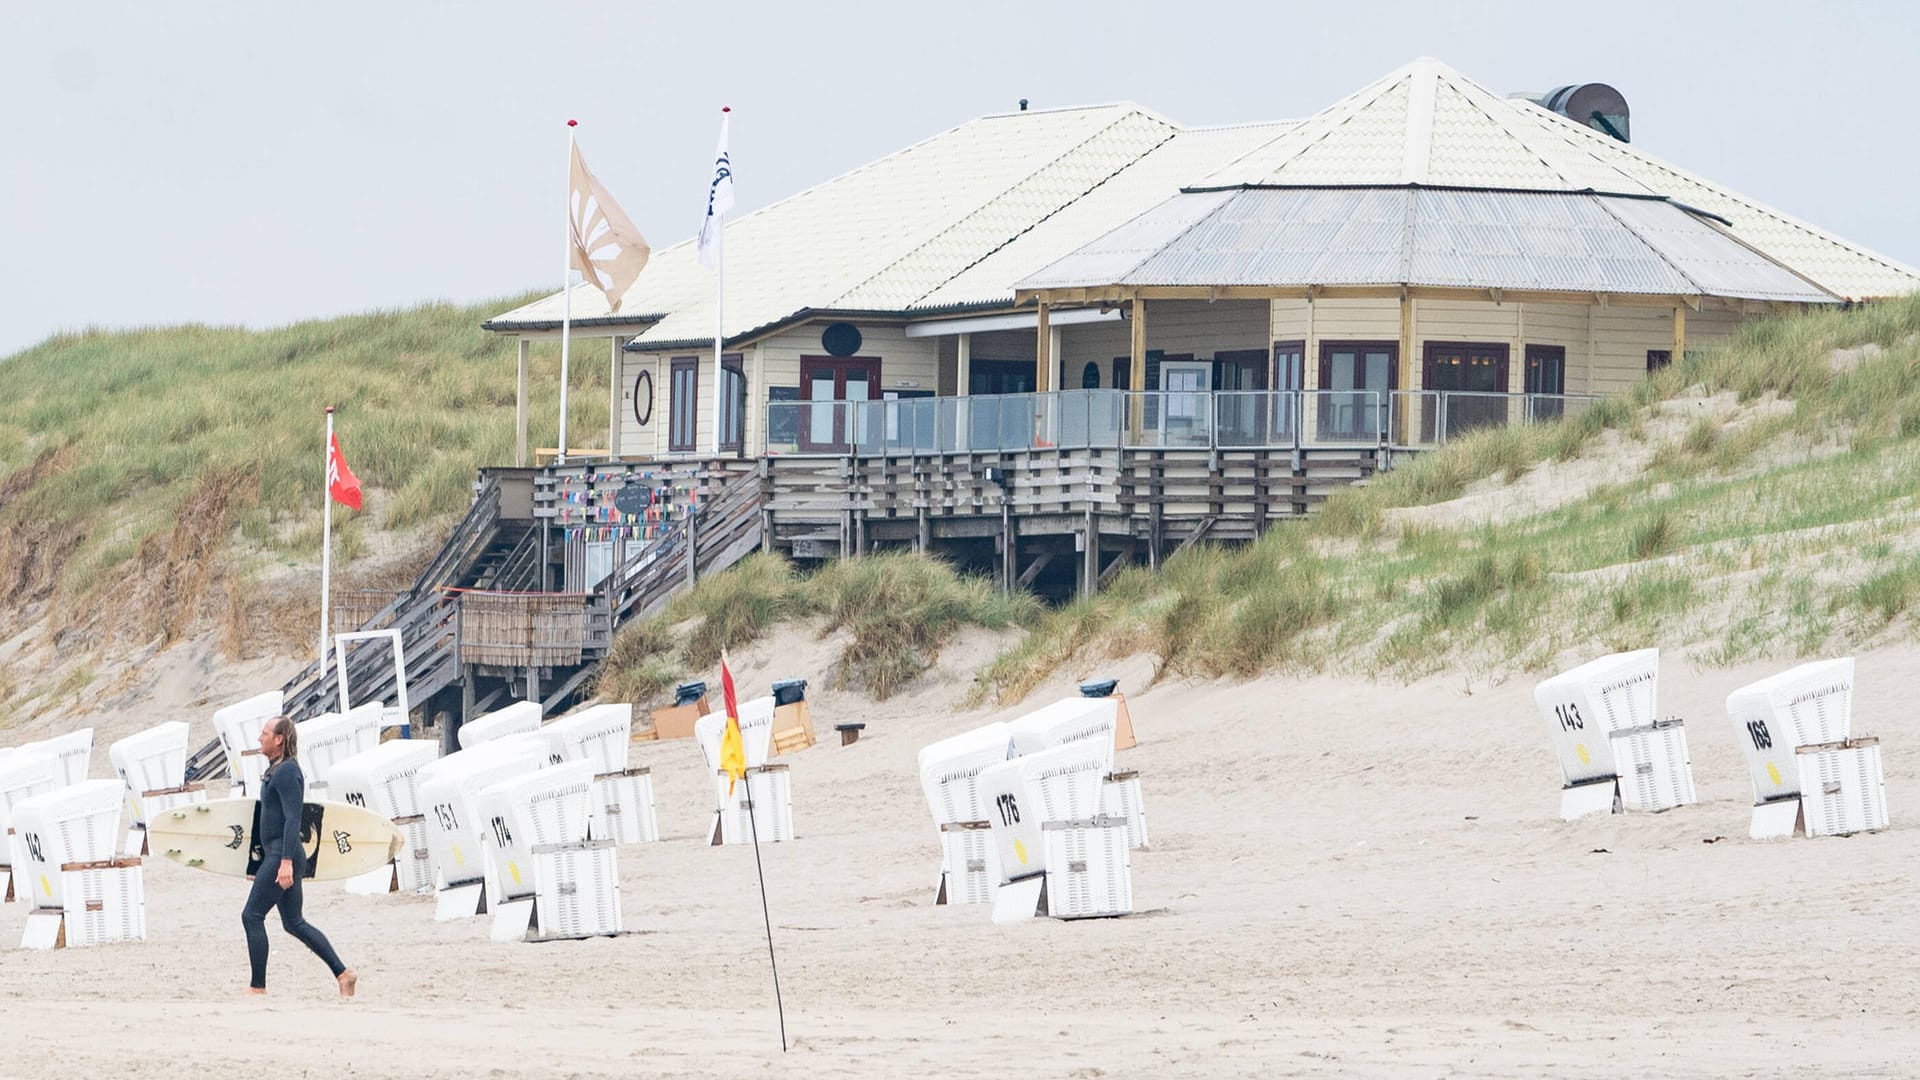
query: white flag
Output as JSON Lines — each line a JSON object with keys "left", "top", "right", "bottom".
{"left": 697, "top": 110, "right": 735, "bottom": 268}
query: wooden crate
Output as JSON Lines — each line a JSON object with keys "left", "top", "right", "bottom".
{"left": 771, "top": 700, "right": 815, "bottom": 755}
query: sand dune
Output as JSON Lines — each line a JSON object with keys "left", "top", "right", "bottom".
{"left": 4, "top": 633, "right": 1918, "bottom": 1078}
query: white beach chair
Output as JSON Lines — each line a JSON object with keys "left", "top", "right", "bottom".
{"left": 1726, "top": 658, "right": 1853, "bottom": 838}
{"left": 978, "top": 738, "right": 1130, "bottom": 922}
{"left": 211, "top": 690, "right": 281, "bottom": 798}
{"left": 1727, "top": 659, "right": 1886, "bottom": 838}
{"left": 477, "top": 760, "right": 596, "bottom": 941}
{"left": 456, "top": 700, "right": 543, "bottom": 750}
{"left": 694, "top": 699, "right": 788, "bottom": 845}
{"left": 108, "top": 721, "right": 206, "bottom": 857}
{"left": 295, "top": 702, "right": 384, "bottom": 795}
{"left": 1534, "top": 649, "right": 1687, "bottom": 818}
{"left": 415, "top": 739, "right": 550, "bottom": 920}
{"left": 917, "top": 722, "right": 1012, "bottom": 905}
{"left": 13, "top": 779, "right": 142, "bottom": 948}
{"left": 17, "top": 728, "right": 95, "bottom": 789}
{"left": 332, "top": 739, "right": 441, "bottom": 895}
{"left": 1, "top": 750, "right": 67, "bottom": 904}
{"left": 1007, "top": 697, "right": 1151, "bottom": 849}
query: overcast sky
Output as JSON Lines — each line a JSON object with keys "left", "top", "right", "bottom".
{"left": 3, "top": 0, "right": 1916, "bottom": 357}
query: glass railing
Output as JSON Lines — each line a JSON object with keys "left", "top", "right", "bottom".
{"left": 1388, "top": 391, "right": 1600, "bottom": 447}
{"left": 766, "top": 388, "right": 1593, "bottom": 456}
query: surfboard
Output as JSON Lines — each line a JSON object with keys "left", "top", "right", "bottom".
{"left": 148, "top": 797, "right": 404, "bottom": 882}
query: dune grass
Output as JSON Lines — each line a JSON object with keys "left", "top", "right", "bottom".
{"left": 594, "top": 552, "right": 1040, "bottom": 705}
{"left": 972, "top": 295, "right": 1920, "bottom": 700}
{"left": 0, "top": 294, "right": 613, "bottom": 610}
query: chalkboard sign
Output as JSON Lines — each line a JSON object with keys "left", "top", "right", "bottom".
{"left": 768, "top": 386, "right": 800, "bottom": 444}
{"left": 614, "top": 482, "right": 650, "bottom": 517}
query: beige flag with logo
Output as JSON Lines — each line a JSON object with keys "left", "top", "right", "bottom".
{"left": 569, "top": 144, "right": 650, "bottom": 312}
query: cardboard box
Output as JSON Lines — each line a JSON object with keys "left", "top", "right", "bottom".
{"left": 649, "top": 696, "right": 710, "bottom": 741}
{"left": 1112, "top": 693, "right": 1137, "bottom": 752}
{"left": 771, "top": 700, "right": 815, "bottom": 755}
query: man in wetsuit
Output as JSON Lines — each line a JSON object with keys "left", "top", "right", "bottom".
{"left": 242, "top": 715, "right": 357, "bottom": 998}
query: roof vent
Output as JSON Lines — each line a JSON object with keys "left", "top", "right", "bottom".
{"left": 1533, "top": 83, "right": 1630, "bottom": 143}
{"left": 1018, "top": 98, "right": 1028, "bottom": 112}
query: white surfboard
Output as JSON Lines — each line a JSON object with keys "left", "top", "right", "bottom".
{"left": 148, "top": 797, "right": 403, "bottom": 882}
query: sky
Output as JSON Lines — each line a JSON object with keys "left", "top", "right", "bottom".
{"left": 3, "top": 0, "right": 1917, "bottom": 357}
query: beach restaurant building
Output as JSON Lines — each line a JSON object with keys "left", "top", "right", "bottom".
{"left": 484, "top": 58, "right": 1918, "bottom": 465}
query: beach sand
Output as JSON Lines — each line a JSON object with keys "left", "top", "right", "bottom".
{"left": 3, "top": 634, "right": 1918, "bottom": 1078}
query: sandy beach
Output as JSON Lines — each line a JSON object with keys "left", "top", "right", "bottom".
{"left": 4, "top": 633, "right": 1918, "bottom": 1079}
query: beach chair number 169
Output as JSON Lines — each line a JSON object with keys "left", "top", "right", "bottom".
{"left": 995, "top": 793, "right": 1021, "bottom": 826}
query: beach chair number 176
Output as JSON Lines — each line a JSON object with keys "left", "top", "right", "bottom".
{"left": 995, "top": 793, "right": 1021, "bottom": 826}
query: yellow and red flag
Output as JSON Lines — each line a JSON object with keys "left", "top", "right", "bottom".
{"left": 719, "top": 649, "right": 746, "bottom": 795}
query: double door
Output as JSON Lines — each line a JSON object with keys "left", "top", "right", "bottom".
{"left": 800, "top": 355, "right": 880, "bottom": 453}
{"left": 1422, "top": 342, "right": 1509, "bottom": 439}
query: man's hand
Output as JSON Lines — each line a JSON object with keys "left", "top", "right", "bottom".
{"left": 276, "top": 859, "right": 294, "bottom": 889}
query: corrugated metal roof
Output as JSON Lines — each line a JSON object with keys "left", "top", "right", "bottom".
{"left": 1018, "top": 188, "right": 1838, "bottom": 303}
{"left": 912, "top": 122, "right": 1296, "bottom": 310}
{"left": 489, "top": 58, "right": 1916, "bottom": 341}
{"left": 490, "top": 104, "right": 1197, "bottom": 341}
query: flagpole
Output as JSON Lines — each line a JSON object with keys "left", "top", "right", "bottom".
{"left": 740, "top": 756, "right": 788, "bottom": 1053}
{"left": 710, "top": 106, "right": 730, "bottom": 459}
{"left": 558, "top": 119, "right": 579, "bottom": 466}
{"left": 319, "top": 406, "right": 334, "bottom": 680}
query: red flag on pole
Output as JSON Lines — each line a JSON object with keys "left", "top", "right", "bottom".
{"left": 719, "top": 649, "right": 746, "bottom": 795}
{"left": 327, "top": 431, "right": 362, "bottom": 510}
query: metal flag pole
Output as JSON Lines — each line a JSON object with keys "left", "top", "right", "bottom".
{"left": 319, "top": 406, "right": 335, "bottom": 680}
{"left": 740, "top": 736, "right": 788, "bottom": 1052}
{"left": 709, "top": 106, "right": 731, "bottom": 458}
{"left": 558, "top": 119, "right": 579, "bottom": 465}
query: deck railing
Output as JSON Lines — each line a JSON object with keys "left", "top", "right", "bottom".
{"left": 764, "top": 388, "right": 1597, "bottom": 457}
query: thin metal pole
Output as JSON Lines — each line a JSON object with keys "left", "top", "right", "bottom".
{"left": 740, "top": 771, "right": 788, "bottom": 1052}
{"left": 559, "top": 123, "right": 578, "bottom": 464}
{"left": 320, "top": 407, "right": 334, "bottom": 678}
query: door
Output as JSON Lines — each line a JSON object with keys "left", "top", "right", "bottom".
{"left": 1272, "top": 340, "right": 1304, "bottom": 443}
{"left": 968, "top": 358, "right": 1036, "bottom": 450}
{"left": 1422, "top": 342, "right": 1509, "bottom": 439}
{"left": 1213, "top": 349, "right": 1267, "bottom": 446}
{"left": 1160, "top": 359, "right": 1211, "bottom": 446}
{"left": 799, "top": 355, "right": 880, "bottom": 452}
{"left": 1525, "top": 345, "right": 1567, "bottom": 422}
{"left": 1318, "top": 341, "right": 1397, "bottom": 442}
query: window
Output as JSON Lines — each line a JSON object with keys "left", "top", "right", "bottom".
{"left": 669, "top": 357, "right": 698, "bottom": 453}
{"left": 1647, "top": 350, "right": 1672, "bottom": 372}
{"left": 1422, "top": 342, "right": 1509, "bottom": 438}
{"left": 1526, "top": 345, "right": 1568, "bottom": 422}
{"left": 718, "top": 353, "right": 745, "bottom": 452}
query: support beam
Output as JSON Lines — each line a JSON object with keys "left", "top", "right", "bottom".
{"left": 1015, "top": 550, "right": 1055, "bottom": 590}
{"left": 1129, "top": 297, "right": 1147, "bottom": 392}
{"left": 1035, "top": 302, "right": 1051, "bottom": 392}
{"left": 516, "top": 338, "right": 531, "bottom": 468}
{"left": 607, "top": 335, "right": 621, "bottom": 461}
{"left": 956, "top": 333, "right": 971, "bottom": 396}
{"left": 1673, "top": 303, "right": 1687, "bottom": 367}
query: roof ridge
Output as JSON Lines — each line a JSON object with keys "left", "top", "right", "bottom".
{"left": 1438, "top": 70, "right": 1636, "bottom": 192}
{"left": 836, "top": 108, "right": 1177, "bottom": 308}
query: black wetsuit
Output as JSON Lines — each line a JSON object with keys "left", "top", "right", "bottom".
{"left": 241, "top": 757, "right": 345, "bottom": 990}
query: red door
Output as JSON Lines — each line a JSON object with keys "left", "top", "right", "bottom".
{"left": 799, "top": 355, "right": 881, "bottom": 452}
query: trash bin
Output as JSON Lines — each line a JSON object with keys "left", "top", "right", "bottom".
{"left": 675, "top": 681, "right": 708, "bottom": 707}
{"left": 771, "top": 679, "right": 808, "bottom": 707}
{"left": 1079, "top": 678, "right": 1118, "bottom": 698}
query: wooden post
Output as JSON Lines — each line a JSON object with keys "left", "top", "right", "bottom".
{"left": 1035, "top": 301, "right": 1051, "bottom": 393}
{"left": 957, "top": 333, "right": 971, "bottom": 396}
{"left": 1001, "top": 499, "right": 1014, "bottom": 595}
{"left": 1673, "top": 302, "right": 1687, "bottom": 367}
{"left": 608, "top": 335, "right": 621, "bottom": 460}
{"left": 516, "top": 338, "right": 531, "bottom": 468}
{"left": 1082, "top": 510, "right": 1097, "bottom": 598}
{"left": 453, "top": 666, "right": 475, "bottom": 755}
{"left": 759, "top": 459, "right": 774, "bottom": 554}
{"left": 527, "top": 667, "right": 541, "bottom": 712}
{"left": 1398, "top": 292, "right": 1413, "bottom": 444}
{"left": 685, "top": 506, "right": 698, "bottom": 588}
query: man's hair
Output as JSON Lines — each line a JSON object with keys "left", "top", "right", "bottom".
{"left": 267, "top": 715, "right": 299, "bottom": 760}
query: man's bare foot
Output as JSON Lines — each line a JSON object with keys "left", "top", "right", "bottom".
{"left": 337, "top": 969, "right": 357, "bottom": 999}
{"left": 246, "top": 988, "right": 266, "bottom": 996}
